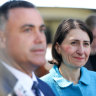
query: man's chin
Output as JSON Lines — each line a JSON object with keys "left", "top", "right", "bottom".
{"left": 33, "top": 60, "right": 46, "bottom": 66}
{"left": 32, "top": 61, "right": 46, "bottom": 71}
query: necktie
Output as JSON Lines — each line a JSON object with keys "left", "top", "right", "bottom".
{"left": 32, "top": 81, "right": 41, "bottom": 96}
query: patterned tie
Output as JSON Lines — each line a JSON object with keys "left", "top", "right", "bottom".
{"left": 32, "top": 81, "right": 41, "bottom": 96}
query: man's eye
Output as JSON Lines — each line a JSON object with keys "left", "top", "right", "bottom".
{"left": 40, "top": 27, "right": 46, "bottom": 33}
{"left": 40, "top": 29, "right": 45, "bottom": 33}
{"left": 24, "top": 28, "right": 32, "bottom": 32}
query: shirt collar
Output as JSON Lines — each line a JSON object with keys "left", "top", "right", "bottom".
{"left": 50, "top": 65, "right": 73, "bottom": 88}
{"left": 50, "top": 65, "right": 90, "bottom": 88}
{"left": 2, "top": 61, "right": 38, "bottom": 91}
{"left": 79, "top": 67, "right": 90, "bottom": 85}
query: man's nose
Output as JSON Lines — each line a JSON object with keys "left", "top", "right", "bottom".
{"left": 34, "top": 30, "right": 45, "bottom": 43}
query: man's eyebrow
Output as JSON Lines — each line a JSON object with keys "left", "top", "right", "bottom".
{"left": 21, "top": 24, "right": 34, "bottom": 28}
{"left": 40, "top": 24, "right": 46, "bottom": 28}
{"left": 20, "top": 24, "right": 46, "bottom": 28}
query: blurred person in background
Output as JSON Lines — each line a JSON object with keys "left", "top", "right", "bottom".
{"left": 41, "top": 19, "right": 96, "bottom": 96}
{"left": 0, "top": 1, "right": 55, "bottom": 96}
{"left": 84, "top": 14, "right": 96, "bottom": 71}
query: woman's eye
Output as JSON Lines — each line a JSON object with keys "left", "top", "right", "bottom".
{"left": 71, "top": 42, "right": 76, "bottom": 45}
{"left": 84, "top": 42, "right": 90, "bottom": 46}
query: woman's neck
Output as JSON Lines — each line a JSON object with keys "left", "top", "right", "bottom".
{"left": 59, "top": 63, "right": 81, "bottom": 84}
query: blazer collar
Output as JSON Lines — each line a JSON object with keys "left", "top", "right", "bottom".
{"left": 49, "top": 65, "right": 90, "bottom": 88}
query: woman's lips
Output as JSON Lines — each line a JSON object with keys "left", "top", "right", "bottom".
{"left": 74, "top": 57, "right": 84, "bottom": 60}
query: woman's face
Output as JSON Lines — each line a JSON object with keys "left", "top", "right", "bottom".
{"left": 56, "top": 29, "right": 91, "bottom": 68}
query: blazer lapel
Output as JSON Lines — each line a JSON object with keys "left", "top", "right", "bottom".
{"left": 0, "top": 62, "right": 17, "bottom": 95}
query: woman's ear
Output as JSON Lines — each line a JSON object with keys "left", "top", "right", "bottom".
{"left": 55, "top": 42, "right": 61, "bottom": 54}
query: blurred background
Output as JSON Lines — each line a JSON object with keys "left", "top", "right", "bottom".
{"left": 0, "top": 0, "right": 96, "bottom": 76}
{"left": 0, "top": 0, "right": 96, "bottom": 44}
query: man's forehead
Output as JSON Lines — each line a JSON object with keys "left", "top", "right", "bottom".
{"left": 8, "top": 8, "right": 43, "bottom": 22}
{"left": 9, "top": 7, "right": 35, "bottom": 13}
{"left": 7, "top": 7, "right": 44, "bottom": 29}
{"left": 8, "top": 8, "right": 39, "bottom": 18}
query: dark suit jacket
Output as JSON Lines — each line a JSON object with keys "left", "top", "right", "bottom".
{"left": 84, "top": 55, "right": 96, "bottom": 71}
{"left": 0, "top": 62, "right": 55, "bottom": 96}
{"left": 0, "top": 62, "right": 17, "bottom": 96}
{"left": 37, "top": 77, "right": 55, "bottom": 96}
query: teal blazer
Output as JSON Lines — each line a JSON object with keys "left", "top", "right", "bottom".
{"left": 41, "top": 65, "right": 96, "bottom": 96}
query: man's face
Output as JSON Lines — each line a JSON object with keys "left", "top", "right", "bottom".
{"left": 4, "top": 8, "right": 46, "bottom": 70}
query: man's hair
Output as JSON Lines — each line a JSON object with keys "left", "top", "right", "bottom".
{"left": 0, "top": 0, "right": 35, "bottom": 30}
{"left": 85, "top": 14, "right": 96, "bottom": 31}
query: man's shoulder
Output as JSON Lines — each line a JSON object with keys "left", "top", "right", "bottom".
{"left": 0, "top": 63, "right": 17, "bottom": 95}
{"left": 37, "top": 77, "right": 52, "bottom": 88}
{"left": 37, "top": 77, "right": 55, "bottom": 96}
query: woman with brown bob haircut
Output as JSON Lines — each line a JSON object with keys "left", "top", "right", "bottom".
{"left": 41, "top": 19, "right": 96, "bottom": 96}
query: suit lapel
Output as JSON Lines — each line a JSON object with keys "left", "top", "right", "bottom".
{"left": 37, "top": 77, "right": 46, "bottom": 95}
{"left": 0, "top": 62, "right": 17, "bottom": 95}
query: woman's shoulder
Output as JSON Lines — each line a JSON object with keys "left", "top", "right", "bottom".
{"left": 82, "top": 67, "right": 96, "bottom": 77}
{"left": 40, "top": 71, "right": 53, "bottom": 82}
{"left": 40, "top": 66, "right": 56, "bottom": 84}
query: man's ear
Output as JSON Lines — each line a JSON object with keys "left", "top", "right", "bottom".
{"left": 0, "top": 31, "right": 6, "bottom": 48}
{"left": 55, "top": 42, "right": 61, "bottom": 54}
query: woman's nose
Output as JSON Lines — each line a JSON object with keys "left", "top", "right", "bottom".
{"left": 76, "top": 45, "right": 84, "bottom": 55}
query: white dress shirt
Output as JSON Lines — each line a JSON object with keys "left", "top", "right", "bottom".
{"left": 2, "top": 61, "right": 44, "bottom": 96}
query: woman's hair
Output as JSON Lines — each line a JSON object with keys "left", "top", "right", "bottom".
{"left": 49, "top": 19, "right": 93, "bottom": 67}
